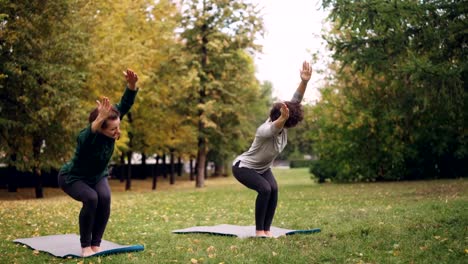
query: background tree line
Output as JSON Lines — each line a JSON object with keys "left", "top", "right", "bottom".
{"left": 1, "top": 0, "right": 466, "bottom": 198}
{"left": 0, "top": 0, "right": 272, "bottom": 197}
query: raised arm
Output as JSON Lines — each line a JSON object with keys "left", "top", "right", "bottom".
{"left": 291, "top": 61, "right": 312, "bottom": 103}
{"left": 116, "top": 69, "right": 139, "bottom": 117}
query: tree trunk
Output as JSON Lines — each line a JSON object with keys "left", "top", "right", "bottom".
{"left": 196, "top": 137, "right": 206, "bottom": 187}
{"left": 162, "top": 154, "right": 167, "bottom": 179}
{"left": 177, "top": 156, "right": 182, "bottom": 176}
{"left": 126, "top": 151, "right": 132, "bottom": 191}
{"left": 7, "top": 154, "right": 17, "bottom": 192}
{"left": 189, "top": 158, "right": 194, "bottom": 181}
{"left": 195, "top": 9, "right": 209, "bottom": 188}
{"left": 169, "top": 151, "right": 175, "bottom": 185}
{"left": 32, "top": 137, "right": 43, "bottom": 198}
{"left": 120, "top": 153, "right": 125, "bottom": 182}
{"left": 34, "top": 167, "right": 43, "bottom": 199}
{"left": 152, "top": 155, "right": 158, "bottom": 190}
{"left": 125, "top": 112, "right": 134, "bottom": 190}
{"left": 141, "top": 152, "right": 147, "bottom": 178}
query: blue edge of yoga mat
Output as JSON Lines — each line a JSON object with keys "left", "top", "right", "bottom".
{"left": 13, "top": 234, "right": 144, "bottom": 258}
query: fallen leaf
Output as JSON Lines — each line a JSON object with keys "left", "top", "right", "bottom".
{"left": 207, "top": 246, "right": 215, "bottom": 253}
{"left": 190, "top": 258, "right": 198, "bottom": 264}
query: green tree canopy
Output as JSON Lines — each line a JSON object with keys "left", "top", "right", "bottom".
{"left": 310, "top": 0, "right": 467, "bottom": 181}
{"left": 0, "top": 0, "right": 90, "bottom": 172}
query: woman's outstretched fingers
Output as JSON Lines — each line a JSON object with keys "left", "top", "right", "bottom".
{"left": 124, "top": 68, "right": 138, "bottom": 90}
{"left": 280, "top": 103, "right": 289, "bottom": 120}
{"left": 300, "top": 61, "right": 312, "bottom": 81}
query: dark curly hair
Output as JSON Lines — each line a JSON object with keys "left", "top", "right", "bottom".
{"left": 269, "top": 101, "right": 304, "bottom": 128}
{"left": 88, "top": 106, "right": 120, "bottom": 129}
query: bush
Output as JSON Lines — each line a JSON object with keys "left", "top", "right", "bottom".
{"left": 309, "top": 160, "right": 336, "bottom": 183}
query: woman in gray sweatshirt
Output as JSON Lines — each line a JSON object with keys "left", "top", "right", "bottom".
{"left": 232, "top": 61, "right": 312, "bottom": 237}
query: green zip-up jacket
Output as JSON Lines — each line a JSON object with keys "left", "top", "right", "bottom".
{"left": 60, "top": 87, "right": 138, "bottom": 186}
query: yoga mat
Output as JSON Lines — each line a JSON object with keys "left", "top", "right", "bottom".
{"left": 14, "top": 234, "right": 144, "bottom": 258}
{"left": 173, "top": 224, "right": 321, "bottom": 238}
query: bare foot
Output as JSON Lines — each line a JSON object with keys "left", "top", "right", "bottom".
{"left": 91, "top": 246, "right": 101, "bottom": 253}
{"left": 264, "top": 231, "right": 273, "bottom": 237}
{"left": 82, "top": 247, "right": 94, "bottom": 257}
{"left": 256, "top": 230, "right": 267, "bottom": 237}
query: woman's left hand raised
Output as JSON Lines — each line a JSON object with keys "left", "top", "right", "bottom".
{"left": 300, "top": 61, "right": 312, "bottom": 82}
{"left": 123, "top": 69, "right": 138, "bottom": 90}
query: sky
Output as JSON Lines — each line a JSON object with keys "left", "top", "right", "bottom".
{"left": 250, "top": 0, "right": 330, "bottom": 103}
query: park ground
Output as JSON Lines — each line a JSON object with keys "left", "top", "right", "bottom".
{"left": 0, "top": 168, "right": 466, "bottom": 263}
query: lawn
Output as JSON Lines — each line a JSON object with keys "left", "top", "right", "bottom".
{"left": 0, "top": 168, "right": 466, "bottom": 263}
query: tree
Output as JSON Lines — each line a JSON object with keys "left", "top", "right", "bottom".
{"left": 83, "top": 0, "right": 181, "bottom": 189}
{"left": 206, "top": 52, "right": 273, "bottom": 177}
{"left": 311, "top": 0, "right": 467, "bottom": 181}
{"left": 180, "top": 0, "right": 265, "bottom": 187}
{"left": 0, "top": 0, "right": 90, "bottom": 197}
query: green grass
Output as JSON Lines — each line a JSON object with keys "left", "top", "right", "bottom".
{"left": 0, "top": 168, "right": 466, "bottom": 263}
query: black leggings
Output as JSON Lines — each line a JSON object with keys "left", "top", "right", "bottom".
{"left": 58, "top": 172, "right": 111, "bottom": 248}
{"left": 232, "top": 163, "right": 278, "bottom": 231}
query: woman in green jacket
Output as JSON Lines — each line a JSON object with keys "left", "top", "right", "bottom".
{"left": 58, "top": 69, "right": 139, "bottom": 257}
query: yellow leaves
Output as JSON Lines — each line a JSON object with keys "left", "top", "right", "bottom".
{"left": 127, "top": 252, "right": 137, "bottom": 261}
{"left": 207, "top": 245, "right": 216, "bottom": 258}
{"left": 32, "top": 250, "right": 39, "bottom": 255}
{"left": 190, "top": 257, "right": 205, "bottom": 264}
{"left": 161, "top": 215, "right": 169, "bottom": 222}
{"left": 206, "top": 245, "right": 215, "bottom": 252}
{"left": 230, "top": 245, "right": 238, "bottom": 252}
{"left": 391, "top": 243, "right": 400, "bottom": 256}
{"left": 433, "top": 235, "right": 448, "bottom": 242}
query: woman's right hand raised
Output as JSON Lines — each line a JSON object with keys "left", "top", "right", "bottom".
{"left": 96, "top": 97, "right": 112, "bottom": 119}
{"left": 279, "top": 102, "right": 289, "bottom": 121}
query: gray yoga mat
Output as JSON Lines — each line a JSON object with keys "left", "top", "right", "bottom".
{"left": 173, "top": 224, "right": 321, "bottom": 238}
{"left": 14, "top": 234, "right": 144, "bottom": 258}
